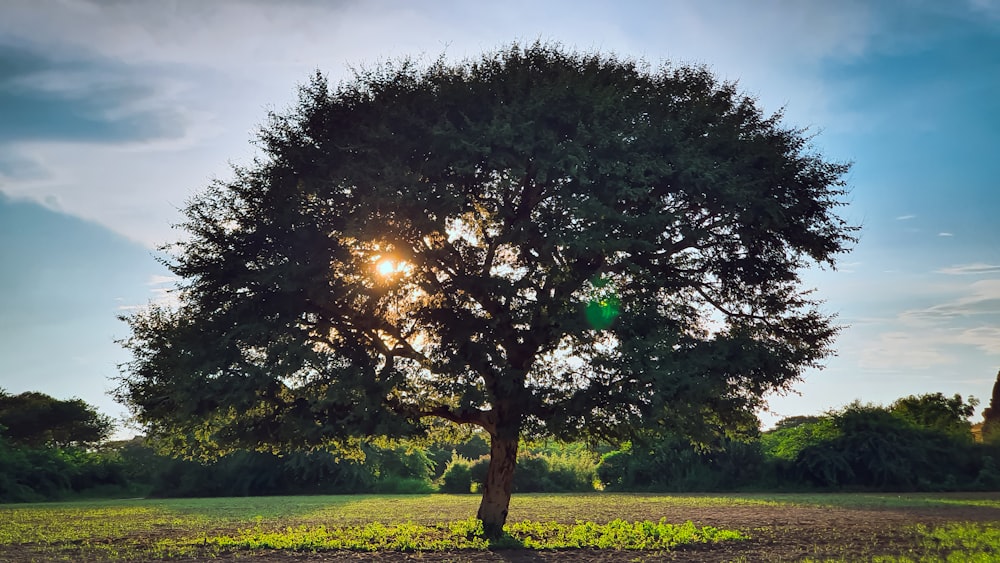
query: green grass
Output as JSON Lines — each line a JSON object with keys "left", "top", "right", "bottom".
{"left": 0, "top": 494, "right": 751, "bottom": 560}
{"left": 801, "top": 523, "right": 1000, "bottom": 562}
{"left": 4, "top": 492, "right": 1000, "bottom": 561}
{"left": 736, "top": 491, "right": 1000, "bottom": 511}
{"left": 205, "top": 518, "right": 743, "bottom": 551}
{"left": 0, "top": 492, "right": 782, "bottom": 532}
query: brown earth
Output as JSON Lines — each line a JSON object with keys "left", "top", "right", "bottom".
{"left": 237, "top": 502, "right": 996, "bottom": 562}
{"left": 6, "top": 501, "right": 1000, "bottom": 562}
{"left": 170, "top": 502, "right": 1000, "bottom": 562}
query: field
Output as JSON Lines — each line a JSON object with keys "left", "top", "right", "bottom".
{"left": 3, "top": 493, "right": 1000, "bottom": 562}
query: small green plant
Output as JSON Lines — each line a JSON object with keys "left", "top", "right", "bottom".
{"left": 197, "top": 517, "right": 744, "bottom": 552}
{"left": 0, "top": 496, "right": 753, "bottom": 559}
{"left": 9, "top": 493, "right": 1000, "bottom": 561}
{"left": 804, "top": 523, "right": 1000, "bottom": 562}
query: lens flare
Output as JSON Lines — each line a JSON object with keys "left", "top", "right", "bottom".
{"left": 585, "top": 276, "right": 621, "bottom": 330}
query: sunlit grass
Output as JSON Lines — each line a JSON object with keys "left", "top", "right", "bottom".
{"left": 294, "top": 493, "right": 784, "bottom": 525}
{"left": 0, "top": 494, "right": 751, "bottom": 560}
{"left": 799, "top": 522, "right": 1000, "bottom": 563}
{"left": 735, "top": 492, "right": 1000, "bottom": 511}
{"left": 5, "top": 493, "right": 1000, "bottom": 561}
{"left": 0, "top": 504, "right": 210, "bottom": 544}
{"left": 204, "top": 517, "right": 743, "bottom": 552}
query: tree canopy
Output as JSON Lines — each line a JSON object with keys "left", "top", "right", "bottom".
{"left": 981, "top": 370, "right": 1000, "bottom": 443}
{"left": 117, "top": 43, "right": 854, "bottom": 533}
{"left": 0, "top": 390, "right": 113, "bottom": 448}
{"left": 890, "top": 392, "right": 977, "bottom": 441}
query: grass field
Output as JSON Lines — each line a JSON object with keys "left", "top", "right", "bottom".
{"left": 2, "top": 492, "right": 1000, "bottom": 561}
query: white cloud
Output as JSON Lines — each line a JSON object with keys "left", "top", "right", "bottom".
{"left": 147, "top": 274, "right": 177, "bottom": 287}
{"left": 0, "top": 0, "right": 881, "bottom": 248}
{"left": 860, "top": 331, "right": 953, "bottom": 370}
{"left": 955, "top": 327, "right": 1000, "bottom": 355}
{"left": 936, "top": 263, "right": 1000, "bottom": 275}
{"left": 896, "top": 214, "right": 917, "bottom": 220}
{"left": 938, "top": 232, "right": 954, "bottom": 237}
{"left": 1, "top": 139, "right": 218, "bottom": 246}
{"left": 860, "top": 324, "right": 1000, "bottom": 372}
{"left": 896, "top": 279, "right": 1000, "bottom": 323}
{"left": 118, "top": 273, "right": 180, "bottom": 312}
{"left": 859, "top": 276, "right": 1000, "bottom": 370}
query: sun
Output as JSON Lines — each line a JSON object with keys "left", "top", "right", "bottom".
{"left": 374, "top": 256, "right": 414, "bottom": 279}
{"left": 376, "top": 259, "right": 397, "bottom": 277}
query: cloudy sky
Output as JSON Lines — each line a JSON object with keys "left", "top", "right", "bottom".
{"left": 1, "top": 0, "right": 998, "bottom": 433}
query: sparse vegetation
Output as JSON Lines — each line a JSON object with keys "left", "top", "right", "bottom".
{"left": 5, "top": 493, "right": 1000, "bottom": 561}
{"left": 0, "top": 494, "right": 750, "bottom": 560}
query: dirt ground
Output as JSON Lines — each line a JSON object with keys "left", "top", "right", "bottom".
{"left": 5, "top": 500, "right": 1000, "bottom": 562}
{"left": 166, "top": 501, "right": 1000, "bottom": 563}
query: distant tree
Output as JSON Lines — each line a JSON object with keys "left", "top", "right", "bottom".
{"left": 598, "top": 432, "right": 764, "bottom": 492}
{"left": 760, "top": 400, "right": 991, "bottom": 490}
{"left": 770, "top": 415, "right": 824, "bottom": 432}
{"left": 982, "top": 370, "right": 1000, "bottom": 443}
{"left": 116, "top": 43, "right": 855, "bottom": 534}
{"left": 761, "top": 415, "right": 838, "bottom": 462}
{"left": 890, "top": 392, "right": 977, "bottom": 441}
{"left": 0, "top": 390, "right": 113, "bottom": 448}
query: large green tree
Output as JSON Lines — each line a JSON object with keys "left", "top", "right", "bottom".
{"left": 890, "top": 392, "right": 977, "bottom": 441}
{"left": 0, "top": 390, "right": 113, "bottom": 448}
{"left": 117, "top": 43, "right": 854, "bottom": 534}
{"left": 981, "top": 370, "right": 1000, "bottom": 443}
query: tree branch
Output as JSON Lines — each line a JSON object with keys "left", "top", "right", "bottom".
{"left": 385, "top": 397, "right": 493, "bottom": 432}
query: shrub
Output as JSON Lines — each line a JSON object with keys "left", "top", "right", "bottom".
{"left": 597, "top": 435, "right": 764, "bottom": 492}
{"left": 975, "top": 455, "right": 1000, "bottom": 490}
{"left": 779, "top": 402, "right": 983, "bottom": 491}
{"left": 462, "top": 447, "right": 597, "bottom": 493}
{"left": 438, "top": 453, "right": 475, "bottom": 493}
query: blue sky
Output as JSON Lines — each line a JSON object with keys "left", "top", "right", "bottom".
{"left": 1, "top": 0, "right": 998, "bottom": 434}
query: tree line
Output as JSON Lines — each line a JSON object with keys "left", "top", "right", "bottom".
{"left": 4, "top": 388, "right": 999, "bottom": 502}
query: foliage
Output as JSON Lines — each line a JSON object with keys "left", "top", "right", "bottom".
{"left": 5, "top": 389, "right": 998, "bottom": 502}
{"left": 531, "top": 445, "right": 601, "bottom": 491}
{"left": 424, "top": 432, "right": 490, "bottom": 479}
{"left": 202, "top": 517, "right": 743, "bottom": 552}
{"left": 115, "top": 41, "right": 855, "bottom": 531}
{"left": 0, "top": 393, "right": 128, "bottom": 502}
{"left": 132, "top": 440, "right": 435, "bottom": 498}
{"left": 0, "top": 434, "right": 131, "bottom": 502}
{"left": 973, "top": 455, "right": 1000, "bottom": 490}
{"left": 597, "top": 433, "right": 765, "bottom": 491}
{"left": 468, "top": 448, "right": 597, "bottom": 493}
{"left": 916, "top": 522, "right": 1000, "bottom": 554}
{"left": 438, "top": 453, "right": 476, "bottom": 493}
{"left": 763, "top": 393, "right": 980, "bottom": 486}
{"left": 761, "top": 415, "right": 838, "bottom": 461}
{"left": 0, "top": 390, "right": 113, "bottom": 448}
{"left": 981, "top": 370, "right": 1000, "bottom": 444}
{"left": 440, "top": 443, "right": 597, "bottom": 494}
{"left": 764, "top": 401, "right": 987, "bottom": 491}
{"left": 798, "top": 522, "right": 1000, "bottom": 562}
{"left": 890, "top": 392, "right": 977, "bottom": 441}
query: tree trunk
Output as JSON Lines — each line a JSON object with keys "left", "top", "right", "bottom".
{"left": 476, "top": 432, "right": 519, "bottom": 538}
